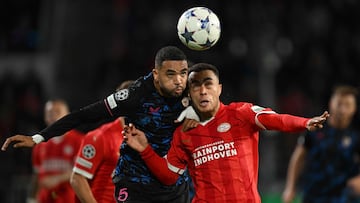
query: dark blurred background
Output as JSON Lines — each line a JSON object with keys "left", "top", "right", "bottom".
{"left": 1, "top": 0, "right": 360, "bottom": 202}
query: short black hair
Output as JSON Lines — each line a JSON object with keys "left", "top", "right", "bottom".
{"left": 189, "top": 63, "right": 220, "bottom": 80}
{"left": 332, "top": 85, "right": 358, "bottom": 98}
{"left": 155, "top": 46, "right": 187, "bottom": 68}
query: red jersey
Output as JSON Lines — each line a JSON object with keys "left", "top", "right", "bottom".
{"left": 163, "top": 102, "right": 309, "bottom": 203}
{"left": 32, "top": 129, "right": 84, "bottom": 203}
{"left": 73, "top": 119, "right": 123, "bottom": 203}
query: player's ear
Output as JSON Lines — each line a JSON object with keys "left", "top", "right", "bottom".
{"left": 218, "top": 84, "right": 222, "bottom": 96}
{"left": 152, "top": 68, "right": 158, "bottom": 81}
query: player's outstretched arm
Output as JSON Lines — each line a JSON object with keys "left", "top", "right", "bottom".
{"left": 1, "top": 135, "right": 36, "bottom": 151}
{"left": 123, "top": 124, "right": 179, "bottom": 185}
{"left": 70, "top": 172, "right": 97, "bottom": 203}
{"left": 257, "top": 111, "right": 329, "bottom": 133}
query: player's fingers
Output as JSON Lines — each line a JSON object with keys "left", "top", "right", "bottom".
{"left": 1, "top": 136, "right": 20, "bottom": 151}
{"left": 13, "top": 142, "right": 27, "bottom": 148}
{"left": 1, "top": 139, "right": 11, "bottom": 151}
{"left": 321, "top": 111, "right": 330, "bottom": 118}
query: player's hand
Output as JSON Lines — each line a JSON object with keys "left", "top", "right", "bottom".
{"left": 123, "top": 123, "right": 148, "bottom": 153}
{"left": 181, "top": 118, "right": 199, "bottom": 132}
{"left": 306, "top": 111, "right": 330, "bottom": 131}
{"left": 1, "top": 135, "right": 36, "bottom": 151}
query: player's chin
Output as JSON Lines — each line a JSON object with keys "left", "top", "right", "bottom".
{"left": 172, "top": 88, "right": 184, "bottom": 97}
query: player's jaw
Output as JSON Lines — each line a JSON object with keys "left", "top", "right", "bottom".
{"left": 193, "top": 97, "right": 219, "bottom": 120}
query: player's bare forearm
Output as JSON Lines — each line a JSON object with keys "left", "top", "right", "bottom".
{"left": 70, "top": 172, "right": 97, "bottom": 203}
{"left": 1, "top": 135, "right": 36, "bottom": 151}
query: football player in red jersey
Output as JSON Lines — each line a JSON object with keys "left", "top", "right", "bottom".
{"left": 70, "top": 80, "right": 133, "bottom": 203}
{"left": 29, "top": 99, "right": 84, "bottom": 203}
{"left": 123, "top": 63, "right": 329, "bottom": 203}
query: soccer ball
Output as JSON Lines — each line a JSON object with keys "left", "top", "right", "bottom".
{"left": 177, "top": 7, "right": 221, "bottom": 51}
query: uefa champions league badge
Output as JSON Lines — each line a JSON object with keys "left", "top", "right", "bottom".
{"left": 182, "top": 97, "right": 190, "bottom": 107}
{"left": 82, "top": 144, "right": 96, "bottom": 159}
{"left": 115, "top": 89, "right": 129, "bottom": 101}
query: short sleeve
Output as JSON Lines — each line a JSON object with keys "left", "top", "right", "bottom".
{"left": 73, "top": 131, "right": 105, "bottom": 179}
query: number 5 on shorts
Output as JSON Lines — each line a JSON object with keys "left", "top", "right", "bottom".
{"left": 117, "top": 188, "right": 128, "bottom": 201}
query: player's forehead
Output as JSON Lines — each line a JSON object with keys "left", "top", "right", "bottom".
{"left": 332, "top": 94, "right": 356, "bottom": 105}
{"left": 189, "top": 70, "right": 218, "bottom": 83}
{"left": 159, "top": 60, "right": 188, "bottom": 72}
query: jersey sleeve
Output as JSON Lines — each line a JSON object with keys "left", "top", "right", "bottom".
{"left": 233, "top": 102, "right": 309, "bottom": 133}
{"left": 72, "top": 131, "right": 105, "bottom": 179}
{"left": 165, "top": 128, "right": 189, "bottom": 175}
{"left": 140, "top": 128, "right": 189, "bottom": 185}
{"left": 39, "top": 100, "right": 112, "bottom": 141}
{"left": 103, "top": 78, "right": 143, "bottom": 117}
{"left": 140, "top": 145, "right": 180, "bottom": 185}
{"left": 257, "top": 112, "right": 309, "bottom": 132}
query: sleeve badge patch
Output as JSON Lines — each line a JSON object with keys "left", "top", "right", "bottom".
{"left": 82, "top": 144, "right": 96, "bottom": 159}
{"left": 114, "top": 89, "right": 129, "bottom": 101}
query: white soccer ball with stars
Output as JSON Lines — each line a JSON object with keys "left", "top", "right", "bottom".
{"left": 177, "top": 7, "right": 221, "bottom": 51}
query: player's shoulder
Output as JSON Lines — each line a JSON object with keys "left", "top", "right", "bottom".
{"left": 119, "top": 72, "right": 153, "bottom": 101}
{"left": 131, "top": 73, "right": 153, "bottom": 91}
{"left": 65, "top": 129, "right": 85, "bottom": 139}
{"left": 86, "top": 119, "right": 122, "bottom": 138}
{"left": 227, "top": 102, "right": 254, "bottom": 111}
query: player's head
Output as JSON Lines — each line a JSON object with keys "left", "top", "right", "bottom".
{"left": 153, "top": 46, "right": 188, "bottom": 98}
{"left": 188, "top": 63, "right": 222, "bottom": 121}
{"left": 329, "top": 85, "right": 358, "bottom": 128}
{"left": 44, "top": 99, "right": 70, "bottom": 126}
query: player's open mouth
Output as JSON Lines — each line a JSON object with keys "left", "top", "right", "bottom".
{"left": 199, "top": 100, "right": 209, "bottom": 107}
{"left": 175, "top": 87, "right": 183, "bottom": 93}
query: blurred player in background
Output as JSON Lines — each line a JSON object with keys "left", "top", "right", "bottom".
{"left": 282, "top": 85, "right": 360, "bottom": 203}
{"left": 28, "top": 99, "right": 84, "bottom": 203}
{"left": 123, "top": 63, "right": 329, "bottom": 203}
{"left": 3, "top": 46, "right": 194, "bottom": 203}
{"left": 70, "top": 80, "right": 134, "bottom": 203}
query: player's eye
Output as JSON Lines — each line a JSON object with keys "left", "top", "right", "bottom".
{"left": 180, "top": 71, "right": 188, "bottom": 77}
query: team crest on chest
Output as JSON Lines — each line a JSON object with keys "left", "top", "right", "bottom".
{"left": 217, "top": 122, "right": 231, "bottom": 132}
{"left": 82, "top": 144, "right": 96, "bottom": 159}
{"left": 114, "top": 89, "right": 129, "bottom": 101}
